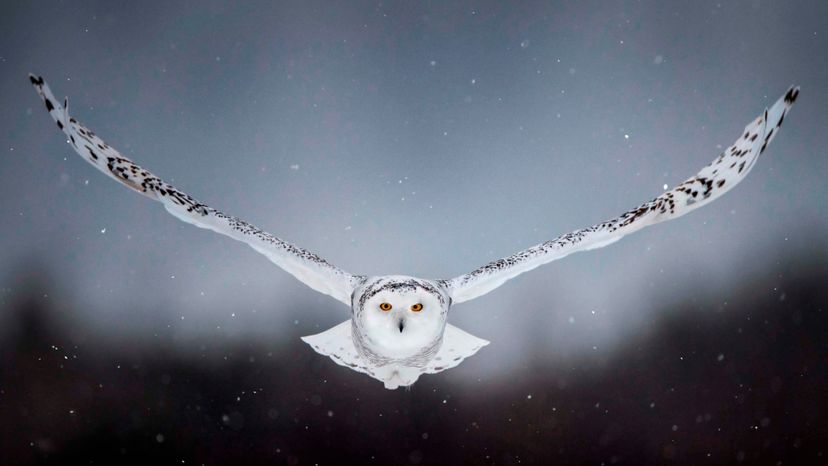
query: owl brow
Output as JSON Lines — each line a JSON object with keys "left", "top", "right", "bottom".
{"left": 362, "top": 280, "right": 417, "bottom": 303}
{"left": 416, "top": 281, "right": 446, "bottom": 307}
{"left": 357, "top": 279, "right": 445, "bottom": 309}
{"left": 357, "top": 280, "right": 399, "bottom": 309}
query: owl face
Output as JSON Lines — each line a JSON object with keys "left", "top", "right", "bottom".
{"left": 352, "top": 276, "right": 450, "bottom": 359}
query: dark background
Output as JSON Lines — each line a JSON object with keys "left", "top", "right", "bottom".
{"left": 2, "top": 1, "right": 827, "bottom": 464}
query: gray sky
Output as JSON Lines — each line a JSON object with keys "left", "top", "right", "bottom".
{"left": 1, "top": 0, "right": 827, "bottom": 378}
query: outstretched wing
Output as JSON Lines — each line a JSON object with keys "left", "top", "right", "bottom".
{"left": 442, "top": 87, "right": 800, "bottom": 304}
{"left": 29, "top": 74, "right": 361, "bottom": 305}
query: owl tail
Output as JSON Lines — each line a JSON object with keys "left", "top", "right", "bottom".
{"left": 302, "top": 321, "right": 489, "bottom": 389}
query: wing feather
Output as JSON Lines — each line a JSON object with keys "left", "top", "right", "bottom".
{"left": 30, "top": 74, "right": 361, "bottom": 305}
{"left": 442, "top": 87, "right": 799, "bottom": 303}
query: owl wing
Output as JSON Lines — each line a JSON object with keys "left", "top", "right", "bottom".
{"left": 442, "top": 87, "right": 799, "bottom": 304}
{"left": 30, "top": 74, "right": 361, "bottom": 305}
{"left": 423, "top": 324, "right": 489, "bottom": 374}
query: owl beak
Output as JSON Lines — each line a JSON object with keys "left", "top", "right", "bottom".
{"left": 397, "top": 317, "right": 405, "bottom": 333}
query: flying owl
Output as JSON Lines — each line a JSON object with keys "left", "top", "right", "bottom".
{"left": 29, "top": 75, "right": 799, "bottom": 389}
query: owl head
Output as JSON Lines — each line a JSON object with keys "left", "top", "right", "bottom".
{"left": 351, "top": 276, "right": 450, "bottom": 359}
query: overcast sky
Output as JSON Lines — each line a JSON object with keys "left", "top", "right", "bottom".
{"left": 1, "top": 0, "right": 827, "bottom": 376}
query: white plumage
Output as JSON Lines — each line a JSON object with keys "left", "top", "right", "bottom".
{"left": 30, "top": 74, "right": 798, "bottom": 389}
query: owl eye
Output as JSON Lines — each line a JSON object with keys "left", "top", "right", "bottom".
{"left": 379, "top": 302, "right": 392, "bottom": 311}
{"left": 410, "top": 303, "right": 423, "bottom": 312}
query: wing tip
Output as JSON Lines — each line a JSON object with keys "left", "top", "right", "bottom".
{"left": 28, "top": 73, "right": 66, "bottom": 128}
{"left": 784, "top": 86, "right": 800, "bottom": 105}
{"left": 28, "top": 73, "right": 44, "bottom": 87}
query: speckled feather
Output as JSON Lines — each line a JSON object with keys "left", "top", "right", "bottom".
{"left": 29, "top": 74, "right": 361, "bottom": 305}
{"left": 442, "top": 87, "right": 799, "bottom": 303}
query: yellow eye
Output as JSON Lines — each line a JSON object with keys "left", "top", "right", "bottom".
{"left": 410, "top": 303, "right": 423, "bottom": 312}
{"left": 379, "top": 302, "right": 392, "bottom": 311}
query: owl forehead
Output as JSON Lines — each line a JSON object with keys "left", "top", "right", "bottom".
{"left": 357, "top": 277, "right": 447, "bottom": 309}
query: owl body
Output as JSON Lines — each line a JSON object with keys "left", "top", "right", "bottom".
{"left": 303, "top": 275, "right": 489, "bottom": 389}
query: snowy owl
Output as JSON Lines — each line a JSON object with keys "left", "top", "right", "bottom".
{"left": 29, "top": 75, "right": 799, "bottom": 389}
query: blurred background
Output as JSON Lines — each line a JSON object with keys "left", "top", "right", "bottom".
{"left": 1, "top": 1, "right": 827, "bottom": 464}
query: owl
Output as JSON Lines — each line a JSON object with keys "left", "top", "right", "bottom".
{"left": 29, "top": 75, "right": 798, "bottom": 389}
